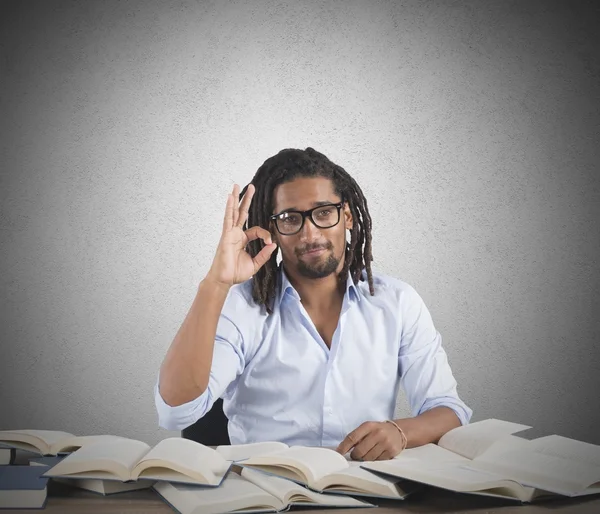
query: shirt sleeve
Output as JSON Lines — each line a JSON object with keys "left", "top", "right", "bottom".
{"left": 154, "top": 289, "right": 251, "bottom": 431}
{"left": 397, "top": 285, "right": 473, "bottom": 425}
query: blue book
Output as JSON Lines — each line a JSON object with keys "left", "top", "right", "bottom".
{"left": 0, "top": 466, "right": 48, "bottom": 509}
{"left": 28, "top": 456, "right": 65, "bottom": 467}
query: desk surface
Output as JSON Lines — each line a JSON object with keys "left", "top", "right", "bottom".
{"left": 5, "top": 480, "right": 600, "bottom": 514}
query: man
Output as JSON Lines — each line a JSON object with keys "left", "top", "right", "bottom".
{"left": 156, "top": 147, "right": 472, "bottom": 461}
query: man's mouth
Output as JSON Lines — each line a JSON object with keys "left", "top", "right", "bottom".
{"left": 300, "top": 246, "right": 328, "bottom": 256}
{"left": 303, "top": 248, "right": 325, "bottom": 255}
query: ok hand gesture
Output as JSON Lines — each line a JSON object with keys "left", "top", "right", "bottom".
{"left": 207, "top": 184, "right": 277, "bottom": 287}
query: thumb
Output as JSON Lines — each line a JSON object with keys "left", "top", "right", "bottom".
{"left": 252, "top": 243, "right": 277, "bottom": 273}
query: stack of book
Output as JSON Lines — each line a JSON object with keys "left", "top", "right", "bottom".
{"left": 0, "top": 464, "right": 49, "bottom": 510}
{"left": 1, "top": 419, "right": 600, "bottom": 512}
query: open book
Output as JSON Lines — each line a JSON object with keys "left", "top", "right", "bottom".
{"left": 154, "top": 468, "right": 373, "bottom": 514}
{"left": 30, "top": 456, "right": 153, "bottom": 495}
{"left": 362, "top": 419, "right": 600, "bottom": 502}
{"left": 0, "top": 430, "right": 127, "bottom": 455}
{"left": 232, "top": 442, "right": 419, "bottom": 499}
{"left": 43, "top": 437, "right": 231, "bottom": 486}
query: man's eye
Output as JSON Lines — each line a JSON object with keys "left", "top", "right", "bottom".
{"left": 316, "top": 209, "right": 331, "bottom": 217}
{"left": 282, "top": 215, "right": 300, "bottom": 224}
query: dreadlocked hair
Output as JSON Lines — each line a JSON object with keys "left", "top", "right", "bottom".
{"left": 239, "top": 147, "right": 374, "bottom": 314}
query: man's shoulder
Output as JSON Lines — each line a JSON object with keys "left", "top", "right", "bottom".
{"left": 355, "top": 270, "right": 421, "bottom": 304}
{"left": 357, "top": 270, "right": 416, "bottom": 294}
{"left": 225, "top": 279, "right": 269, "bottom": 316}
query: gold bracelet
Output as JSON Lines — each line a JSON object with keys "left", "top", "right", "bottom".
{"left": 385, "top": 419, "right": 408, "bottom": 451}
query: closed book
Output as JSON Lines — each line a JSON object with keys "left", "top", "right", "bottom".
{"left": 0, "top": 465, "right": 48, "bottom": 509}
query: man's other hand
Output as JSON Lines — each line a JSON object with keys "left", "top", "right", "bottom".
{"left": 336, "top": 421, "right": 405, "bottom": 461}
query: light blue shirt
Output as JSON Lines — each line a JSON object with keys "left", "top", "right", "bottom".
{"left": 155, "top": 267, "right": 472, "bottom": 446}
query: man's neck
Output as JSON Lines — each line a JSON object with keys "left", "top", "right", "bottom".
{"left": 283, "top": 264, "right": 346, "bottom": 311}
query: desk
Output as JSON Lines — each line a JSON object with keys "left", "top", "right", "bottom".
{"left": 6, "top": 480, "right": 600, "bottom": 514}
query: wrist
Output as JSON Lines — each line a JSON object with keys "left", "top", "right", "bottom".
{"left": 386, "top": 420, "right": 408, "bottom": 451}
{"left": 201, "top": 274, "right": 232, "bottom": 295}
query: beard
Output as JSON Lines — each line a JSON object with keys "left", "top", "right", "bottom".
{"left": 296, "top": 242, "right": 340, "bottom": 279}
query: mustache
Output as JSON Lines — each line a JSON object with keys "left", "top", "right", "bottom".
{"left": 296, "top": 242, "right": 333, "bottom": 256}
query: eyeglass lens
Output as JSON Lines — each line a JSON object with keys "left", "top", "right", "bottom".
{"left": 277, "top": 205, "right": 340, "bottom": 234}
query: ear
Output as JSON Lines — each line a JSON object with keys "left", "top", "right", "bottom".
{"left": 343, "top": 203, "right": 353, "bottom": 230}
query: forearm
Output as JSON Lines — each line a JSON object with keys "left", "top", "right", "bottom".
{"left": 158, "top": 277, "right": 230, "bottom": 407}
{"left": 393, "top": 406, "right": 461, "bottom": 448}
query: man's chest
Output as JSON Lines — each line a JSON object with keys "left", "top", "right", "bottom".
{"left": 237, "top": 310, "right": 402, "bottom": 421}
{"left": 247, "top": 305, "right": 402, "bottom": 376}
{"left": 302, "top": 309, "right": 340, "bottom": 349}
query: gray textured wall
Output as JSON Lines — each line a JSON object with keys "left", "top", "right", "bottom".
{"left": 1, "top": 0, "right": 599, "bottom": 446}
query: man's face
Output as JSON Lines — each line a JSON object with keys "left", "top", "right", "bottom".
{"left": 271, "top": 177, "right": 353, "bottom": 279}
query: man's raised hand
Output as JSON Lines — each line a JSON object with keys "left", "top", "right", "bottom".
{"left": 206, "top": 184, "right": 277, "bottom": 288}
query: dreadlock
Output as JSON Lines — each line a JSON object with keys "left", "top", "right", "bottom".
{"left": 239, "top": 147, "right": 374, "bottom": 314}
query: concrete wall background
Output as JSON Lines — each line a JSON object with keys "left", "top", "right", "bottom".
{"left": 1, "top": 0, "right": 599, "bottom": 445}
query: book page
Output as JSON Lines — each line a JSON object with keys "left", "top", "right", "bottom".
{"left": 44, "top": 438, "right": 150, "bottom": 481}
{"left": 529, "top": 435, "right": 600, "bottom": 468}
{"left": 52, "top": 435, "right": 130, "bottom": 454}
{"left": 242, "top": 446, "right": 349, "bottom": 485}
{"left": 240, "top": 467, "right": 369, "bottom": 507}
{"left": 154, "top": 472, "right": 284, "bottom": 514}
{"left": 314, "top": 461, "right": 410, "bottom": 498}
{"left": 571, "top": 485, "right": 600, "bottom": 498}
{"left": 438, "top": 419, "right": 532, "bottom": 460}
{"left": 133, "top": 437, "right": 230, "bottom": 484}
{"left": 394, "top": 443, "right": 470, "bottom": 467}
{"left": 477, "top": 435, "right": 533, "bottom": 460}
{"left": 363, "top": 460, "right": 533, "bottom": 501}
{"left": 54, "top": 477, "right": 152, "bottom": 494}
{"left": 0, "top": 448, "right": 13, "bottom": 465}
{"left": 216, "top": 441, "right": 289, "bottom": 461}
{"left": 443, "top": 467, "right": 539, "bottom": 502}
{"left": 471, "top": 448, "right": 600, "bottom": 495}
{"left": 0, "top": 430, "right": 75, "bottom": 454}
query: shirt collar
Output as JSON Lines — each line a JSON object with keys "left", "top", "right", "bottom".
{"left": 276, "top": 264, "right": 361, "bottom": 306}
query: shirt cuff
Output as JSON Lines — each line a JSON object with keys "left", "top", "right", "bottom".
{"left": 154, "top": 380, "right": 210, "bottom": 431}
{"left": 418, "top": 397, "right": 473, "bottom": 426}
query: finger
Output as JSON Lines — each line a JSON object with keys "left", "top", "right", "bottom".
{"left": 355, "top": 423, "right": 404, "bottom": 461}
{"left": 236, "top": 184, "right": 255, "bottom": 228}
{"left": 362, "top": 442, "right": 387, "bottom": 462}
{"left": 223, "top": 194, "right": 234, "bottom": 231}
{"left": 244, "top": 226, "right": 273, "bottom": 245}
{"left": 336, "top": 435, "right": 355, "bottom": 457}
{"left": 231, "top": 184, "right": 241, "bottom": 226}
{"left": 252, "top": 243, "right": 277, "bottom": 273}
{"left": 350, "top": 430, "right": 382, "bottom": 461}
{"left": 336, "top": 422, "right": 374, "bottom": 456}
{"left": 377, "top": 448, "right": 396, "bottom": 461}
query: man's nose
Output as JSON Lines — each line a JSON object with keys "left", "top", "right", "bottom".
{"left": 299, "top": 216, "right": 321, "bottom": 242}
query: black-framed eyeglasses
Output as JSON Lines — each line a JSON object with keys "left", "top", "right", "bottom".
{"left": 269, "top": 202, "right": 344, "bottom": 235}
